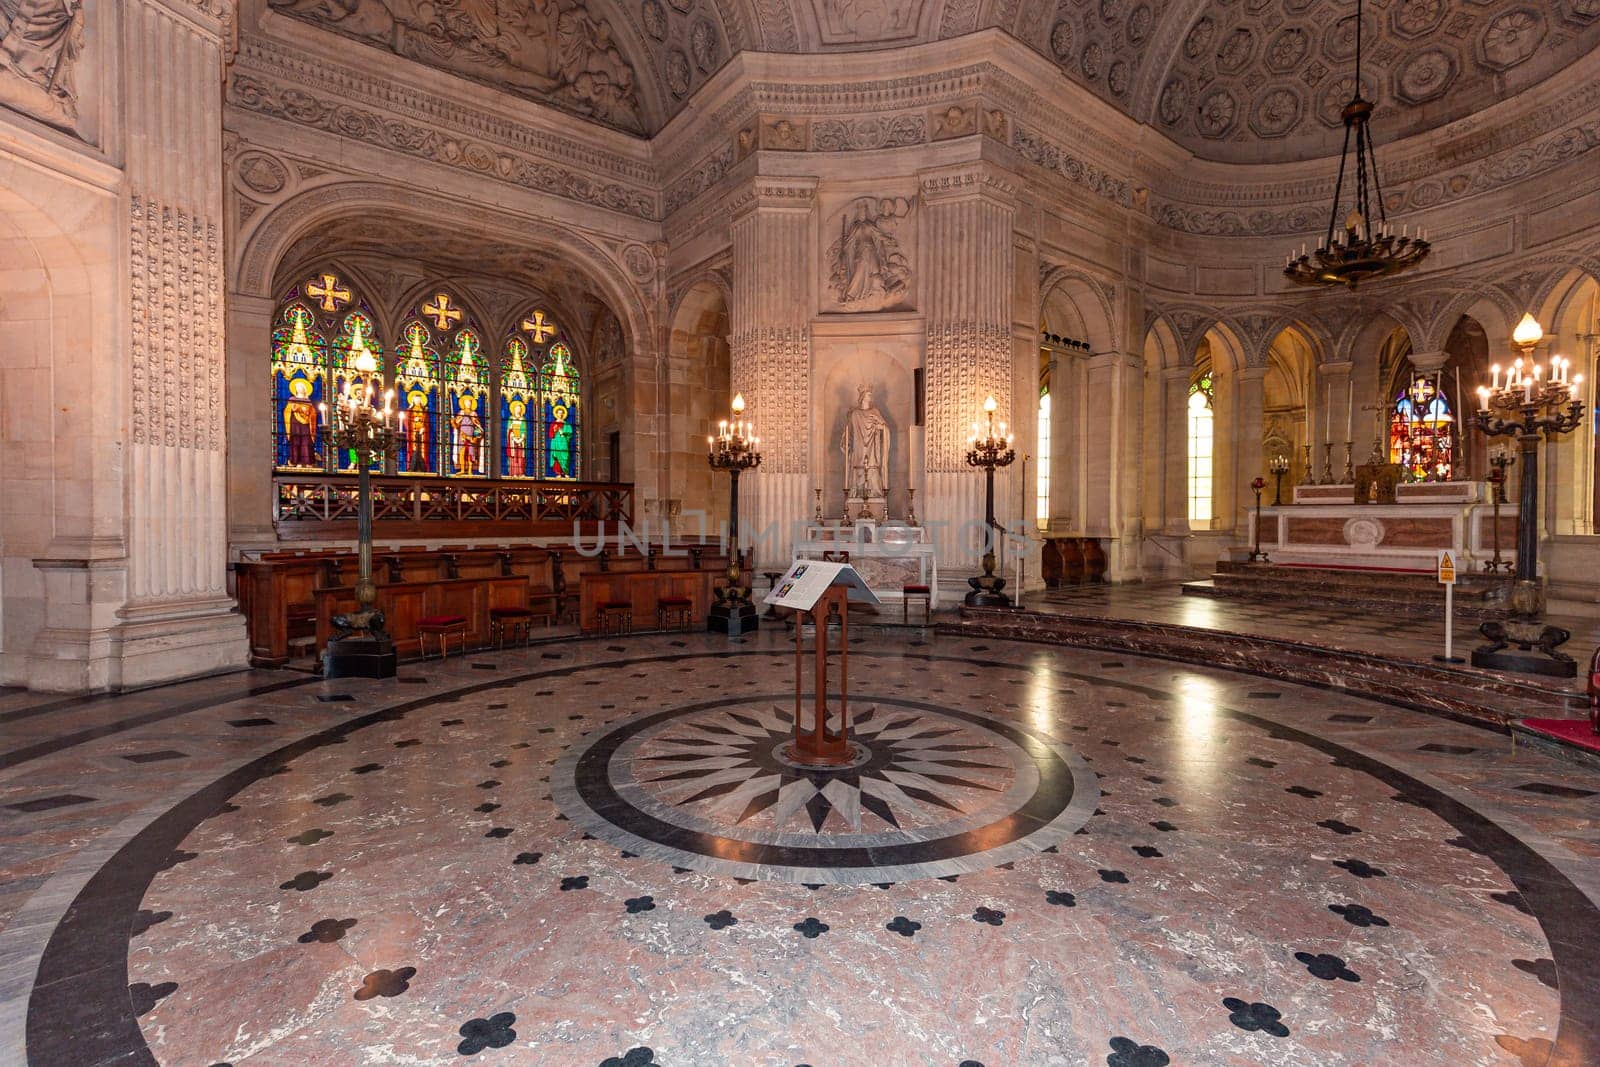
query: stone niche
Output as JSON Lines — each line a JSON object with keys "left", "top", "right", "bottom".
{"left": 818, "top": 190, "right": 918, "bottom": 315}
{"left": 813, "top": 337, "right": 918, "bottom": 521}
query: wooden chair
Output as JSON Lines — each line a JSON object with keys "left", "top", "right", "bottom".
{"left": 488, "top": 606, "right": 537, "bottom": 649}
{"left": 597, "top": 600, "right": 632, "bottom": 636}
{"left": 656, "top": 596, "right": 694, "bottom": 632}
{"left": 903, "top": 584, "right": 932, "bottom": 624}
{"left": 416, "top": 614, "right": 468, "bottom": 659}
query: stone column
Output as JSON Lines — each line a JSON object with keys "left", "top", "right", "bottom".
{"left": 728, "top": 177, "right": 815, "bottom": 566}
{"left": 114, "top": 0, "right": 247, "bottom": 686}
{"left": 1317, "top": 360, "right": 1355, "bottom": 480}
{"left": 918, "top": 163, "right": 1018, "bottom": 570}
{"left": 1161, "top": 367, "right": 1191, "bottom": 533}
{"left": 1232, "top": 365, "right": 1267, "bottom": 531}
{"left": 226, "top": 293, "right": 277, "bottom": 549}
{"left": 1081, "top": 350, "right": 1145, "bottom": 575}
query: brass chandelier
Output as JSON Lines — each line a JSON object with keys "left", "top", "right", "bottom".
{"left": 1284, "top": 0, "right": 1429, "bottom": 289}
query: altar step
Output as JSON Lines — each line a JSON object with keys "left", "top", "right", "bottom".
{"left": 1182, "top": 562, "right": 1511, "bottom": 620}
{"left": 951, "top": 607, "right": 1584, "bottom": 730}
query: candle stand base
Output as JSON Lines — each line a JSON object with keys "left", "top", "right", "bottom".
{"left": 323, "top": 635, "right": 398, "bottom": 679}
{"left": 1471, "top": 615, "right": 1577, "bottom": 679}
{"left": 708, "top": 599, "right": 760, "bottom": 636}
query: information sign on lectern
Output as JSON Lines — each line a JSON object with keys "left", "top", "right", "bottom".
{"left": 763, "top": 560, "right": 880, "bottom": 768}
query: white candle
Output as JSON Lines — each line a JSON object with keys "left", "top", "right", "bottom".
{"left": 1345, "top": 379, "right": 1353, "bottom": 441}
{"left": 1491, "top": 364, "right": 1500, "bottom": 390}
{"left": 1477, "top": 386, "right": 1489, "bottom": 411}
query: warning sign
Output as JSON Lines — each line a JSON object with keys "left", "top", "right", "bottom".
{"left": 1437, "top": 549, "right": 1457, "bottom": 585}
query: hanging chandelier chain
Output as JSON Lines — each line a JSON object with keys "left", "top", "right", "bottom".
{"left": 1284, "top": 0, "right": 1429, "bottom": 289}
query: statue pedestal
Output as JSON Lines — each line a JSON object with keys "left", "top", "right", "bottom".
{"left": 797, "top": 522, "right": 937, "bottom": 608}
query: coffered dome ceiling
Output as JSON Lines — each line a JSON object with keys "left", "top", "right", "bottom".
{"left": 265, "top": 0, "right": 1600, "bottom": 163}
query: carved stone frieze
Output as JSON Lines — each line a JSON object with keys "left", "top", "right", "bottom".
{"left": 267, "top": 0, "right": 649, "bottom": 134}
{"left": 813, "top": 114, "right": 925, "bottom": 151}
{"left": 227, "top": 72, "right": 657, "bottom": 220}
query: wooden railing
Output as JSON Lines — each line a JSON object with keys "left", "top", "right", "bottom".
{"left": 273, "top": 474, "right": 633, "bottom": 540}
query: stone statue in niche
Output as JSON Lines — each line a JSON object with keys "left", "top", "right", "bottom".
{"left": 0, "top": 0, "right": 83, "bottom": 131}
{"left": 841, "top": 384, "right": 890, "bottom": 509}
{"left": 827, "top": 196, "right": 913, "bottom": 311}
{"left": 267, "top": 0, "right": 643, "bottom": 133}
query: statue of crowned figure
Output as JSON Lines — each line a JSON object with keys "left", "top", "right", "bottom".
{"left": 840, "top": 383, "right": 890, "bottom": 521}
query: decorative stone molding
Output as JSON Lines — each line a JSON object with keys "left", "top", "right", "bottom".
{"left": 813, "top": 113, "right": 925, "bottom": 151}
{"left": 227, "top": 71, "right": 657, "bottom": 221}
{"left": 130, "top": 193, "right": 224, "bottom": 451}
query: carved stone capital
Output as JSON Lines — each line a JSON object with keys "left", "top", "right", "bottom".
{"left": 917, "top": 163, "right": 1019, "bottom": 208}
{"left": 727, "top": 177, "right": 818, "bottom": 220}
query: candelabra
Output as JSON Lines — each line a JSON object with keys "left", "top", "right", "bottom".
{"left": 1268, "top": 454, "right": 1289, "bottom": 507}
{"left": 1320, "top": 442, "right": 1335, "bottom": 485}
{"left": 964, "top": 396, "right": 1017, "bottom": 608}
{"left": 1247, "top": 477, "right": 1270, "bottom": 564}
{"left": 906, "top": 487, "right": 919, "bottom": 527}
{"left": 1483, "top": 452, "right": 1512, "bottom": 575}
{"left": 1470, "top": 314, "right": 1585, "bottom": 676}
{"left": 707, "top": 393, "right": 762, "bottom": 635}
{"left": 1342, "top": 441, "right": 1355, "bottom": 484}
{"left": 1298, "top": 443, "right": 1314, "bottom": 487}
{"left": 321, "top": 350, "right": 399, "bottom": 678}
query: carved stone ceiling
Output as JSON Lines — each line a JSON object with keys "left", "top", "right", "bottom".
{"left": 274, "top": 216, "right": 606, "bottom": 320}
{"left": 265, "top": 0, "right": 1600, "bottom": 161}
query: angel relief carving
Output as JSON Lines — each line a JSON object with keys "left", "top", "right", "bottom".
{"left": 826, "top": 196, "right": 914, "bottom": 312}
{"left": 269, "top": 0, "right": 644, "bottom": 133}
{"left": 0, "top": 0, "right": 84, "bottom": 132}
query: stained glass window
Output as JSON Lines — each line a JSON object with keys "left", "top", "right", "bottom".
{"left": 444, "top": 327, "right": 489, "bottom": 477}
{"left": 542, "top": 340, "right": 581, "bottom": 479}
{"left": 501, "top": 336, "right": 536, "bottom": 478}
{"left": 1188, "top": 374, "right": 1214, "bottom": 527}
{"left": 395, "top": 319, "right": 441, "bottom": 475}
{"left": 272, "top": 301, "right": 328, "bottom": 472}
{"left": 1389, "top": 375, "right": 1455, "bottom": 482}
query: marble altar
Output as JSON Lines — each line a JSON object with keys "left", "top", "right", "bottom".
{"left": 1245, "top": 481, "right": 1517, "bottom": 573}
{"left": 796, "top": 522, "right": 938, "bottom": 608}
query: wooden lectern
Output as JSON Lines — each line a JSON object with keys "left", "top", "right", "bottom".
{"left": 763, "top": 560, "right": 881, "bottom": 768}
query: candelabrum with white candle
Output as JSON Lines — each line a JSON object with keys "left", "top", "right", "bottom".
{"left": 1469, "top": 313, "right": 1585, "bottom": 677}
{"left": 965, "top": 396, "right": 1017, "bottom": 608}
{"left": 319, "top": 345, "right": 399, "bottom": 676}
{"left": 707, "top": 393, "right": 763, "bottom": 634}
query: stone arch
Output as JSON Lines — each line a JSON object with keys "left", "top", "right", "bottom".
{"left": 1141, "top": 313, "right": 1185, "bottom": 371}
{"left": 1430, "top": 289, "right": 1517, "bottom": 356}
{"left": 0, "top": 169, "right": 118, "bottom": 690}
{"left": 233, "top": 181, "right": 651, "bottom": 360}
{"left": 666, "top": 279, "right": 734, "bottom": 525}
{"left": 1039, "top": 268, "right": 1119, "bottom": 353}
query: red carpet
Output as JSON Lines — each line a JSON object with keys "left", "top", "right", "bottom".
{"left": 1521, "top": 717, "right": 1600, "bottom": 754}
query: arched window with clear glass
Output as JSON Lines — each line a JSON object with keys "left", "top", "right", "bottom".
{"left": 1188, "top": 373, "right": 1215, "bottom": 527}
{"left": 541, "top": 340, "right": 581, "bottom": 479}
{"left": 1389, "top": 375, "right": 1455, "bottom": 482}
{"left": 272, "top": 270, "right": 381, "bottom": 474}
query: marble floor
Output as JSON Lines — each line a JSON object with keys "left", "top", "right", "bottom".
{"left": 1025, "top": 581, "right": 1600, "bottom": 687}
{"left": 3, "top": 629, "right": 1599, "bottom": 1066}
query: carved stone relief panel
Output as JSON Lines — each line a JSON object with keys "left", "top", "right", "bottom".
{"left": 267, "top": 0, "right": 650, "bottom": 133}
{"left": 820, "top": 194, "right": 916, "bottom": 314}
{"left": 0, "top": 0, "right": 85, "bottom": 133}
{"left": 812, "top": 0, "right": 924, "bottom": 44}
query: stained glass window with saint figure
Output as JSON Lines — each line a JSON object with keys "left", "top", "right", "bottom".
{"left": 541, "top": 340, "right": 580, "bottom": 479}
{"left": 444, "top": 327, "right": 489, "bottom": 477}
{"left": 395, "top": 318, "right": 441, "bottom": 475}
{"left": 272, "top": 300, "right": 328, "bottom": 472}
{"left": 501, "top": 336, "right": 537, "bottom": 478}
{"left": 1389, "top": 375, "right": 1455, "bottom": 482}
{"left": 331, "top": 307, "right": 385, "bottom": 471}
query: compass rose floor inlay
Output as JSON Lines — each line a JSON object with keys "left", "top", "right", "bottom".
{"left": 553, "top": 697, "right": 1097, "bottom": 882}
